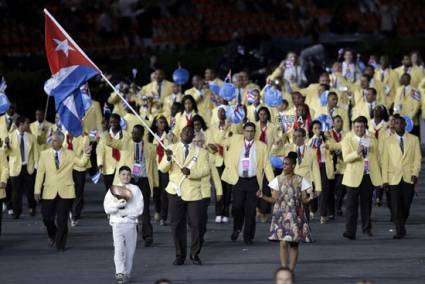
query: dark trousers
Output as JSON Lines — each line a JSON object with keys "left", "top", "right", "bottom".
{"left": 334, "top": 174, "right": 346, "bottom": 213}
{"left": 153, "top": 171, "right": 169, "bottom": 221}
{"left": 103, "top": 173, "right": 115, "bottom": 192}
{"left": 0, "top": 198, "right": 3, "bottom": 235}
{"left": 345, "top": 175, "right": 373, "bottom": 236}
{"left": 200, "top": 197, "right": 210, "bottom": 244}
{"left": 71, "top": 170, "right": 86, "bottom": 220}
{"left": 5, "top": 179, "right": 12, "bottom": 210}
{"left": 168, "top": 194, "right": 203, "bottom": 259}
{"left": 10, "top": 166, "right": 35, "bottom": 216}
{"left": 318, "top": 163, "right": 331, "bottom": 217}
{"left": 88, "top": 141, "right": 98, "bottom": 176}
{"left": 41, "top": 196, "right": 73, "bottom": 250}
{"left": 257, "top": 178, "right": 271, "bottom": 214}
{"left": 389, "top": 180, "right": 415, "bottom": 236}
{"left": 132, "top": 177, "right": 153, "bottom": 241}
{"left": 215, "top": 166, "right": 231, "bottom": 217}
{"left": 232, "top": 177, "right": 258, "bottom": 241}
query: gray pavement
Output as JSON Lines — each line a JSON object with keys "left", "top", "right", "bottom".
{"left": 0, "top": 174, "right": 424, "bottom": 284}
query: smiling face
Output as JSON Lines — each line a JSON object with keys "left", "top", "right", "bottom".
{"left": 353, "top": 121, "right": 366, "bottom": 137}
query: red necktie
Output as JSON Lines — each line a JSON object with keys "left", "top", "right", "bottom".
{"left": 331, "top": 129, "right": 341, "bottom": 142}
{"left": 109, "top": 133, "right": 120, "bottom": 161}
{"left": 186, "top": 114, "right": 193, "bottom": 127}
{"left": 374, "top": 129, "right": 380, "bottom": 139}
{"left": 312, "top": 138, "right": 322, "bottom": 163}
{"left": 259, "top": 127, "right": 267, "bottom": 143}
{"left": 156, "top": 142, "right": 165, "bottom": 163}
{"left": 66, "top": 134, "right": 73, "bottom": 150}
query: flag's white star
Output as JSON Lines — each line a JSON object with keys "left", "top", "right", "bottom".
{"left": 53, "top": 38, "right": 75, "bottom": 57}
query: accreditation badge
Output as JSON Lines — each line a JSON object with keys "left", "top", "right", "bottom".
{"left": 132, "top": 163, "right": 142, "bottom": 177}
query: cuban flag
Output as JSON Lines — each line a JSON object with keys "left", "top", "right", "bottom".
{"left": 43, "top": 9, "right": 99, "bottom": 136}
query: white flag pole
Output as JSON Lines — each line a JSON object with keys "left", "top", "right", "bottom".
{"left": 43, "top": 9, "right": 183, "bottom": 168}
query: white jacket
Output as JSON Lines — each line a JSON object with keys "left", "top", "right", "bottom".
{"left": 103, "top": 183, "right": 144, "bottom": 225}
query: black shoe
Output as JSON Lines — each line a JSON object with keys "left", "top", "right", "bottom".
{"left": 173, "top": 258, "right": 185, "bottom": 265}
{"left": 12, "top": 214, "right": 20, "bottom": 219}
{"left": 144, "top": 238, "right": 153, "bottom": 247}
{"left": 393, "top": 234, "right": 404, "bottom": 239}
{"left": 328, "top": 215, "right": 335, "bottom": 220}
{"left": 336, "top": 209, "right": 343, "bottom": 216}
{"left": 363, "top": 230, "right": 373, "bottom": 237}
{"left": 191, "top": 255, "right": 202, "bottom": 265}
{"left": 56, "top": 247, "right": 67, "bottom": 252}
{"left": 48, "top": 238, "right": 55, "bottom": 248}
{"left": 29, "top": 208, "right": 36, "bottom": 217}
{"left": 244, "top": 238, "right": 253, "bottom": 245}
{"left": 230, "top": 230, "right": 240, "bottom": 241}
{"left": 343, "top": 232, "right": 356, "bottom": 240}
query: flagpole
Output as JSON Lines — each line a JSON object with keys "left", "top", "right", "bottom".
{"left": 43, "top": 9, "right": 183, "bottom": 168}
{"left": 44, "top": 95, "right": 50, "bottom": 121}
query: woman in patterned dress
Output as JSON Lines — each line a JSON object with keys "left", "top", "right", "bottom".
{"left": 258, "top": 152, "right": 313, "bottom": 270}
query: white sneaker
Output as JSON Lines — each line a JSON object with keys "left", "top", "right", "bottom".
{"left": 222, "top": 216, "right": 229, "bottom": 223}
{"left": 215, "top": 216, "right": 222, "bottom": 223}
{"left": 310, "top": 212, "right": 315, "bottom": 220}
{"left": 71, "top": 219, "right": 79, "bottom": 227}
{"left": 2, "top": 203, "right": 6, "bottom": 212}
{"left": 7, "top": 209, "right": 13, "bottom": 215}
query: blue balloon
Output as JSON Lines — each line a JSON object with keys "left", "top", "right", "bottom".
{"left": 264, "top": 86, "right": 283, "bottom": 107}
{"left": 270, "top": 156, "right": 284, "bottom": 169}
{"left": 316, "top": 113, "right": 333, "bottom": 131}
{"left": 0, "top": 93, "right": 10, "bottom": 114}
{"left": 219, "top": 83, "right": 236, "bottom": 101}
{"left": 209, "top": 83, "right": 220, "bottom": 95}
{"left": 172, "top": 67, "right": 189, "bottom": 85}
{"left": 120, "top": 117, "right": 127, "bottom": 130}
{"left": 402, "top": 115, "right": 414, "bottom": 133}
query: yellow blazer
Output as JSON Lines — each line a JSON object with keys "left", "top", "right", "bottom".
{"left": 221, "top": 135, "right": 274, "bottom": 190}
{"left": 0, "top": 114, "right": 18, "bottom": 140}
{"left": 307, "top": 136, "right": 335, "bottom": 180}
{"left": 29, "top": 120, "right": 54, "bottom": 155}
{"left": 104, "top": 134, "right": 158, "bottom": 191}
{"left": 302, "top": 84, "right": 349, "bottom": 112}
{"left": 353, "top": 79, "right": 385, "bottom": 105}
{"left": 381, "top": 133, "right": 421, "bottom": 185}
{"left": 393, "top": 86, "right": 422, "bottom": 125}
{"left": 139, "top": 80, "right": 174, "bottom": 102}
{"left": 374, "top": 68, "right": 400, "bottom": 108}
{"left": 282, "top": 143, "right": 322, "bottom": 192}
{"left": 96, "top": 130, "right": 129, "bottom": 175}
{"left": 328, "top": 130, "right": 347, "bottom": 174}
{"left": 255, "top": 121, "right": 278, "bottom": 151}
{"left": 201, "top": 152, "right": 223, "bottom": 199}
{"left": 173, "top": 111, "right": 197, "bottom": 137}
{"left": 107, "top": 92, "right": 138, "bottom": 117}
{"left": 63, "top": 134, "right": 92, "bottom": 171}
{"left": 395, "top": 65, "right": 424, "bottom": 88}
{"left": 0, "top": 150, "right": 9, "bottom": 199}
{"left": 5, "top": 131, "right": 37, "bottom": 177}
{"left": 341, "top": 132, "right": 382, "bottom": 188}
{"left": 184, "top": 87, "right": 213, "bottom": 125}
{"left": 351, "top": 100, "right": 373, "bottom": 122}
{"left": 35, "top": 148, "right": 90, "bottom": 199}
{"left": 206, "top": 123, "right": 233, "bottom": 167}
{"left": 158, "top": 143, "right": 210, "bottom": 201}
{"left": 123, "top": 113, "right": 142, "bottom": 133}
{"left": 83, "top": 100, "right": 103, "bottom": 133}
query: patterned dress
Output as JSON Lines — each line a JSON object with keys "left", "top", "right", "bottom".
{"left": 268, "top": 174, "right": 312, "bottom": 243}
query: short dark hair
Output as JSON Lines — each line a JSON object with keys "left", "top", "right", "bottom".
{"left": 333, "top": 115, "right": 343, "bottom": 122}
{"left": 155, "top": 279, "right": 171, "bottom": 284}
{"left": 119, "top": 166, "right": 131, "bottom": 173}
{"left": 133, "top": 124, "right": 145, "bottom": 135}
{"left": 367, "top": 87, "right": 377, "bottom": 96}
{"left": 110, "top": 113, "right": 121, "bottom": 121}
{"left": 16, "top": 116, "right": 29, "bottom": 127}
{"left": 275, "top": 266, "right": 294, "bottom": 281}
{"left": 192, "top": 114, "right": 208, "bottom": 131}
{"left": 294, "top": 127, "right": 306, "bottom": 137}
{"left": 353, "top": 115, "right": 368, "bottom": 125}
{"left": 392, "top": 114, "right": 406, "bottom": 125}
{"left": 243, "top": 121, "right": 256, "bottom": 130}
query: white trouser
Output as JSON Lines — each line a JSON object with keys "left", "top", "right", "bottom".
{"left": 112, "top": 223, "right": 138, "bottom": 276}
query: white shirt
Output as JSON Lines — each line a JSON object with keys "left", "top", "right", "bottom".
{"left": 181, "top": 142, "right": 192, "bottom": 161}
{"left": 269, "top": 176, "right": 312, "bottom": 192}
{"left": 395, "top": 133, "right": 406, "bottom": 145}
{"left": 103, "top": 183, "right": 144, "bottom": 225}
{"left": 16, "top": 130, "right": 29, "bottom": 165}
{"left": 109, "top": 129, "right": 121, "bottom": 139}
{"left": 54, "top": 148, "right": 63, "bottom": 165}
{"left": 133, "top": 141, "right": 147, "bottom": 178}
{"left": 238, "top": 139, "right": 257, "bottom": 177}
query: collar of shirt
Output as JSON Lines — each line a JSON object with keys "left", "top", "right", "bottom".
{"left": 181, "top": 142, "right": 191, "bottom": 151}
{"left": 355, "top": 134, "right": 368, "bottom": 142}
{"left": 296, "top": 144, "right": 305, "bottom": 153}
{"left": 395, "top": 133, "right": 406, "bottom": 141}
{"left": 109, "top": 128, "right": 121, "bottom": 139}
{"left": 244, "top": 139, "right": 254, "bottom": 146}
{"left": 16, "top": 129, "right": 26, "bottom": 137}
